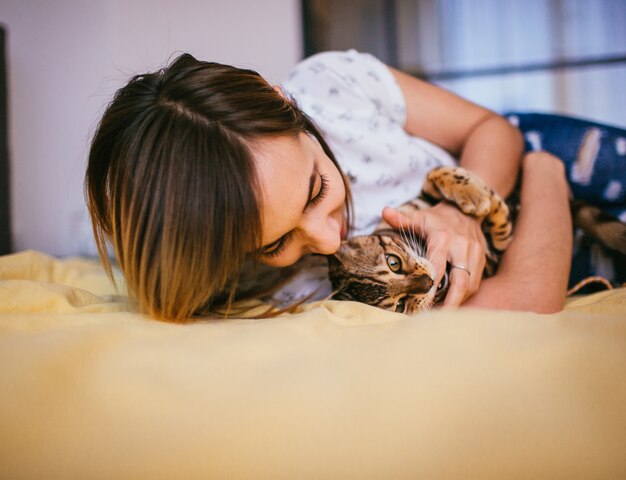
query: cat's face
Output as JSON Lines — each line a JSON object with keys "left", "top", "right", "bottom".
{"left": 327, "top": 230, "right": 449, "bottom": 314}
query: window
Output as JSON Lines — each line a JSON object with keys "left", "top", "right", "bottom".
{"left": 302, "top": 0, "right": 626, "bottom": 126}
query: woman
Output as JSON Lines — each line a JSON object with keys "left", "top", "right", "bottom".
{"left": 86, "top": 50, "right": 573, "bottom": 322}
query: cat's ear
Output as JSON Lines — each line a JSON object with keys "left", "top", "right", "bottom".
{"left": 328, "top": 244, "right": 350, "bottom": 264}
{"left": 328, "top": 242, "right": 359, "bottom": 266}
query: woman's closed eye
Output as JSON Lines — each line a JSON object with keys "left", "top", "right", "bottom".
{"left": 309, "top": 173, "right": 329, "bottom": 206}
{"left": 261, "top": 171, "right": 329, "bottom": 259}
{"left": 261, "top": 232, "right": 291, "bottom": 258}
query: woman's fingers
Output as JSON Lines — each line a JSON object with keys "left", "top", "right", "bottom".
{"left": 444, "top": 267, "right": 472, "bottom": 306}
{"left": 425, "top": 231, "right": 450, "bottom": 288}
{"left": 382, "top": 207, "right": 416, "bottom": 231}
{"left": 444, "top": 238, "right": 487, "bottom": 306}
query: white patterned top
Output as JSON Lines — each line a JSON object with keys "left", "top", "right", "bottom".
{"left": 273, "top": 50, "right": 456, "bottom": 304}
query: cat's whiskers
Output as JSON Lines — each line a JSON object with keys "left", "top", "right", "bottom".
{"left": 415, "top": 217, "right": 432, "bottom": 259}
{"left": 404, "top": 232, "right": 421, "bottom": 260}
{"left": 396, "top": 218, "right": 413, "bottom": 256}
{"left": 398, "top": 218, "right": 427, "bottom": 261}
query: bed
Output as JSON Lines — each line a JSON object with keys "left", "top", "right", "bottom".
{"left": 1, "top": 249, "right": 625, "bottom": 479}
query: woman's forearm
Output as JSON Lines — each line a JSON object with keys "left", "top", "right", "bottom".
{"left": 458, "top": 114, "right": 525, "bottom": 198}
{"left": 463, "top": 151, "right": 572, "bottom": 313}
{"left": 389, "top": 68, "right": 523, "bottom": 198}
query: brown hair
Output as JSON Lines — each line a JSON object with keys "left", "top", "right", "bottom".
{"left": 86, "top": 53, "right": 351, "bottom": 322}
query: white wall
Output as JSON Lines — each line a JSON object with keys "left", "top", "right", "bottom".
{"left": 0, "top": 0, "right": 302, "bottom": 257}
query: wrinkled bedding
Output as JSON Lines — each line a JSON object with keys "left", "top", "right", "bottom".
{"left": 1, "top": 250, "right": 625, "bottom": 479}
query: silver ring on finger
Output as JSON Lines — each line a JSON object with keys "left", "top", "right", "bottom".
{"left": 450, "top": 264, "right": 471, "bottom": 276}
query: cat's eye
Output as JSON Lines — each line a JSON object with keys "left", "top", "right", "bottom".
{"left": 395, "top": 297, "right": 407, "bottom": 313}
{"left": 385, "top": 254, "right": 402, "bottom": 273}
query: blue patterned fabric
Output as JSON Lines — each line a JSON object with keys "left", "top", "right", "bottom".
{"left": 505, "top": 112, "right": 626, "bottom": 290}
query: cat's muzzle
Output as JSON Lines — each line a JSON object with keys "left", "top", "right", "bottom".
{"left": 408, "top": 273, "right": 434, "bottom": 294}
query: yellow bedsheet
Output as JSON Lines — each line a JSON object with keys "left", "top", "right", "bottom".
{"left": 1, "top": 250, "right": 625, "bottom": 479}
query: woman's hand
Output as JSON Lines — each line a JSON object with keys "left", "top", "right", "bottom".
{"left": 382, "top": 202, "right": 488, "bottom": 306}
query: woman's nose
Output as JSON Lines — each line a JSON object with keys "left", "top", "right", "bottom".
{"left": 300, "top": 215, "right": 340, "bottom": 255}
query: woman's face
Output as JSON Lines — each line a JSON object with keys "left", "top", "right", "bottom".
{"left": 254, "top": 132, "right": 348, "bottom": 267}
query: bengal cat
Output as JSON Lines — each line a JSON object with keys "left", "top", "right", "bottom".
{"left": 327, "top": 166, "right": 626, "bottom": 314}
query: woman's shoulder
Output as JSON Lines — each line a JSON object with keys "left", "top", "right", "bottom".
{"left": 285, "top": 49, "right": 392, "bottom": 85}
{"left": 291, "top": 49, "right": 372, "bottom": 70}
{"left": 282, "top": 50, "right": 406, "bottom": 124}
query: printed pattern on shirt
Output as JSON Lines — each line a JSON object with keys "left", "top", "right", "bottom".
{"left": 272, "top": 50, "right": 457, "bottom": 305}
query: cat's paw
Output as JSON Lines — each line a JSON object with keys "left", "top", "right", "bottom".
{"left": 424, "top": 167, "right": 493, "bottom": 218}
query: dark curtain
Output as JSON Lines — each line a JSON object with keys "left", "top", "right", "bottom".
{"left": 0, "top": 25, "right": 11, "bottom": 254}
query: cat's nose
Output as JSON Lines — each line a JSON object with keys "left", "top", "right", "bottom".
{"left": 409, "top": 274, "right": 434, "bottom": 293}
